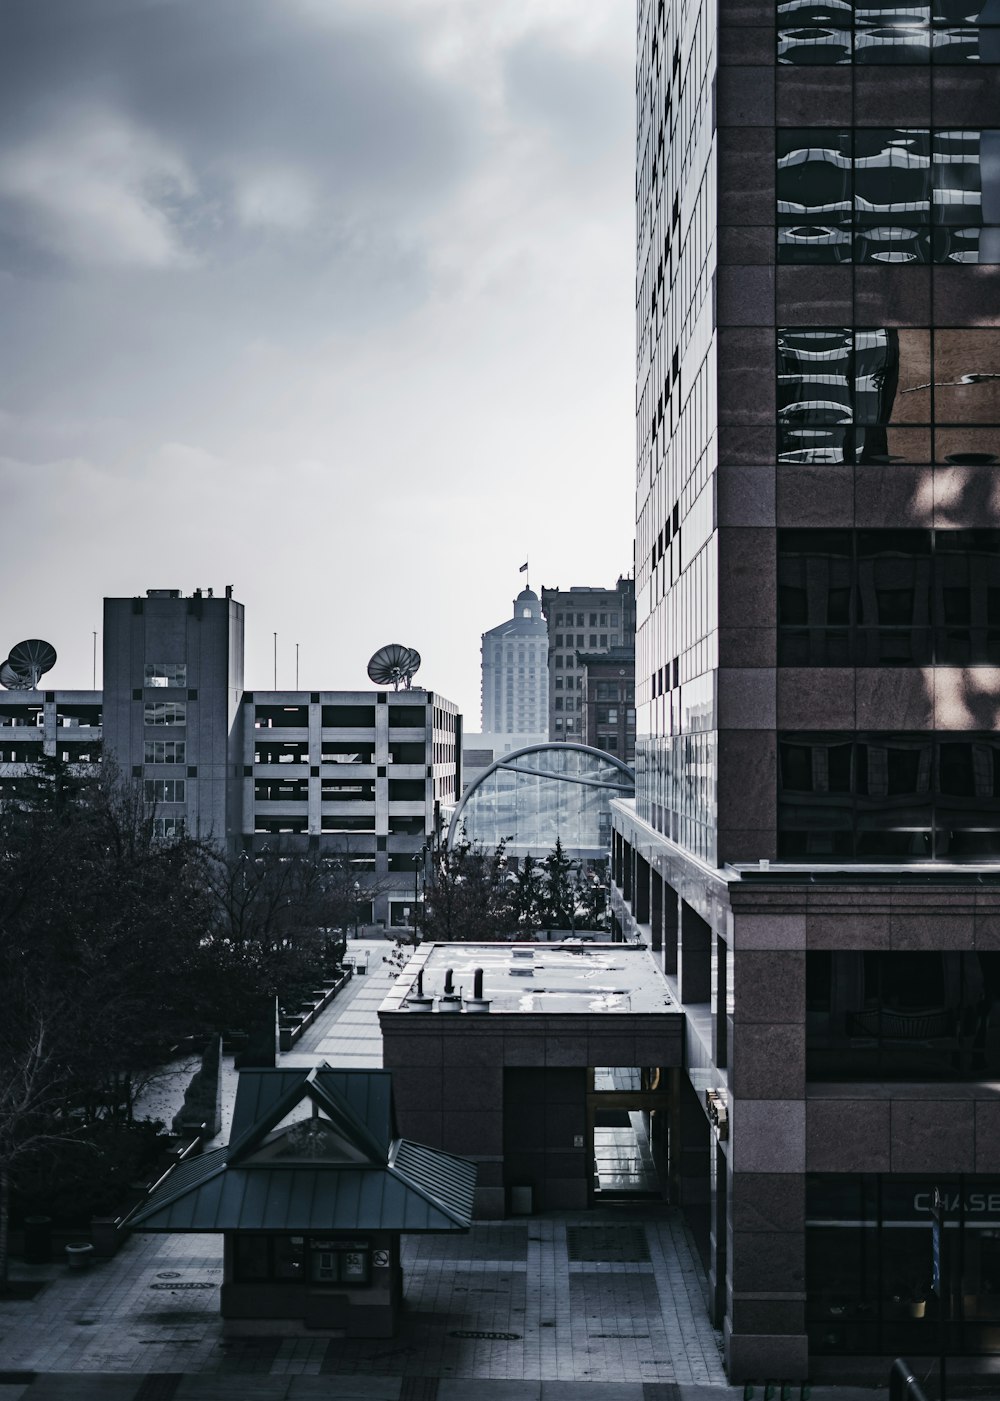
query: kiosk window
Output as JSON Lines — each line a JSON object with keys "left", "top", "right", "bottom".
{"left": 234, "top": 1236, "right": 269, "bottom": 1281}
{"left": 273, "top": 1236, "right": 305, "bottom": 1280}
{"left": 308, "top": 1239, "right": 371, "bottom": 1285}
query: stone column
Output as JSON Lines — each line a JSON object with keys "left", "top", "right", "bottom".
{"left": 726, "top": 910, "right": 808, "bottom": 1381}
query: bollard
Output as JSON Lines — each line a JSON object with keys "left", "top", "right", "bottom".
{"left": 889, "top": 1357, "right": 929, "bottom": 1401}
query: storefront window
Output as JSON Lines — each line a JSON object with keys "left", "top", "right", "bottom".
{"left": 808, "top": 1175, "right": 1000, "bottom": 1356}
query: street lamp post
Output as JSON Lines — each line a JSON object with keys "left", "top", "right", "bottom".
{"left": 352, "top": 880, "right": 360, "bottom": 941}
{"left": 411, "top": 853, "right": 422, "bottom": 943}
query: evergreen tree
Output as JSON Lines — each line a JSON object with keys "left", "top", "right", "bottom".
{"left": 512, "top": 854, "right": 545, "bottom": 931}
{"left": 542, "top": 837, "right": 577, "bottom": 929}
{"left": 573, "top": 866, "right": 610, "bottom": 932}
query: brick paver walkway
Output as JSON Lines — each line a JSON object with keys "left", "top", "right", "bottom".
{"left": 0, "top": 1210, "right": 725, "bottom": 1386}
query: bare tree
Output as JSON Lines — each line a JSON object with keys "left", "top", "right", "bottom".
{"left": 0, "top": 977, "right": 86, "bottom": 1288}
{"left": 421, "top": 834, "right": 517, "bottom": 942}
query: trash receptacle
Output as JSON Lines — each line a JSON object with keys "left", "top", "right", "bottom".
{"left": 510, "top": 1185, "right": 533, "bottom": 1215}
{"left": 23, "top": 1215, "right": 51, "bottom": 1264}
{"left": 65, "top": 1242, "right": 94, "bottom": 1270}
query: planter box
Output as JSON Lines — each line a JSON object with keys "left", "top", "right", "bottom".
{"left": 278, "top": 972, "right": 353, "bottom": 1051}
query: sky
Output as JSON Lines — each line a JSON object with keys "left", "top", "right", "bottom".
{"left": 0, "top": 0, "right": 635, "bottom": 722}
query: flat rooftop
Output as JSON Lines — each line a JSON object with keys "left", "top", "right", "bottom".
{"left": 381, "top": 942, "right": 674, "bottom": 1015}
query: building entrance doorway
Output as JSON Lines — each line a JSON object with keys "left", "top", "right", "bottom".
{"left": 587, "top": 1068, "right": 674, "bottom": 1202}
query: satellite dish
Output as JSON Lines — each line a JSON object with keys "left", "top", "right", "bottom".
{"left": 367, "top": 643, "right": 421, "bottom": 691}
{"left": 0, "top": 661, "right": 33, "bottom": 691}
{"left": 5, "top": 639, "right": 57, "bottom": 689}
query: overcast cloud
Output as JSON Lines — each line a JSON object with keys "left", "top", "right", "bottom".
{"left": 0, "top": 0, "right": 634, "bottom": 718}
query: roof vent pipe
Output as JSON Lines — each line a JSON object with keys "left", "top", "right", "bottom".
{"left": 405, "top": 965, "right": 433, "bottom": 1012}
{"left": 437, "top": 967, "right": 462, "bottom": 1013}
{"left": 464, "top": 966, "right": 491, "bottom": 1015}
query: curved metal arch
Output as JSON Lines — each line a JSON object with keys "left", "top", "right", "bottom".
{"left": 447, "top": 741, "right": 634, "bottom": 851}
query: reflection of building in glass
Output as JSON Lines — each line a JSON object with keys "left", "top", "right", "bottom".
{"left": 778, "top": 128, "right": 1000, "bottom": 264}
{"left": 807, "top": 950, "right": 1000, "bottom": 1076}
{"left": 778, "top": 0, "right": 1000, "bottom": 64}
{"left": 448, "top": 742, "right": 634, "bottom": 862}
{"left": 778, "top": 730, "right": 1000, "bottom": 858}
{"left": 777, "top": 326, "right": 999, "bottom": 463}
{"left": 777, "top": 527, "right": 1000, "bottom": 668}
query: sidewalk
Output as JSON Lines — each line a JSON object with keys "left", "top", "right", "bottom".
{"left": 0, "top": 1211, "right": 731, "bottom": 1388}
{"left": 283, "top": 935, "right": 399, "bottom": 1068}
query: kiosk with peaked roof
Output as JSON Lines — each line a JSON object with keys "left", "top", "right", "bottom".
{"left": 129, "top": 1066, "right": 476, "bottom": 1337}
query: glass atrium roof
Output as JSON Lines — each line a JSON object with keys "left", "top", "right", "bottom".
{"left": 448, "top": 742, "right": 635, "bottom": 860}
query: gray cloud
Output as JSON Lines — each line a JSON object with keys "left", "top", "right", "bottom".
{"left": 503, "top": 32, "right": 632, "bottom": 168}
{"left": 0, "top": 0, "right": 477, "bottom": 274}
{"left": 0, "top": 0, "right": 635, "bottom": 716}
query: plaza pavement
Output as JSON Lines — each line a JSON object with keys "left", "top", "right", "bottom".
{"left": 0, "top": 934, "right": 885, "bottom": 1400}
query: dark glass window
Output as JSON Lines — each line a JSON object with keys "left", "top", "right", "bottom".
{"left": 779, "top": 731, "right": 1000, "bottom": 859}
{"left": 777, "top": 328, "right": 853, "bottom": 463}
{"left": 854, "top": 131, "right": 932, "bottom": 265}
{"left": 779, "top": 529, "right": 1000, "bottom": 664}
{"left": 807, "top": 951, "right": 1000, "bottom": 1079}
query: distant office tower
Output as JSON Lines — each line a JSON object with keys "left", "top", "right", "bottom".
{"left": 577, "top": 648, "right": 635, "bottom": 763}
{"left": 540, "top": 578, "right": 635, "bottom": 742}
{"left": 480, "top": 586, "right": 549, "bottom": 737}
{"left": 612, "top": 0, "right": 1000, "bottom": 1383}
{"left": 103, "top": 588, "right": 244, "bottom": 843}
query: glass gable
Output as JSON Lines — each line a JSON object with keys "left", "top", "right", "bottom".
{"left": 449, "top": 743, "right": 634, "bottom": 859}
